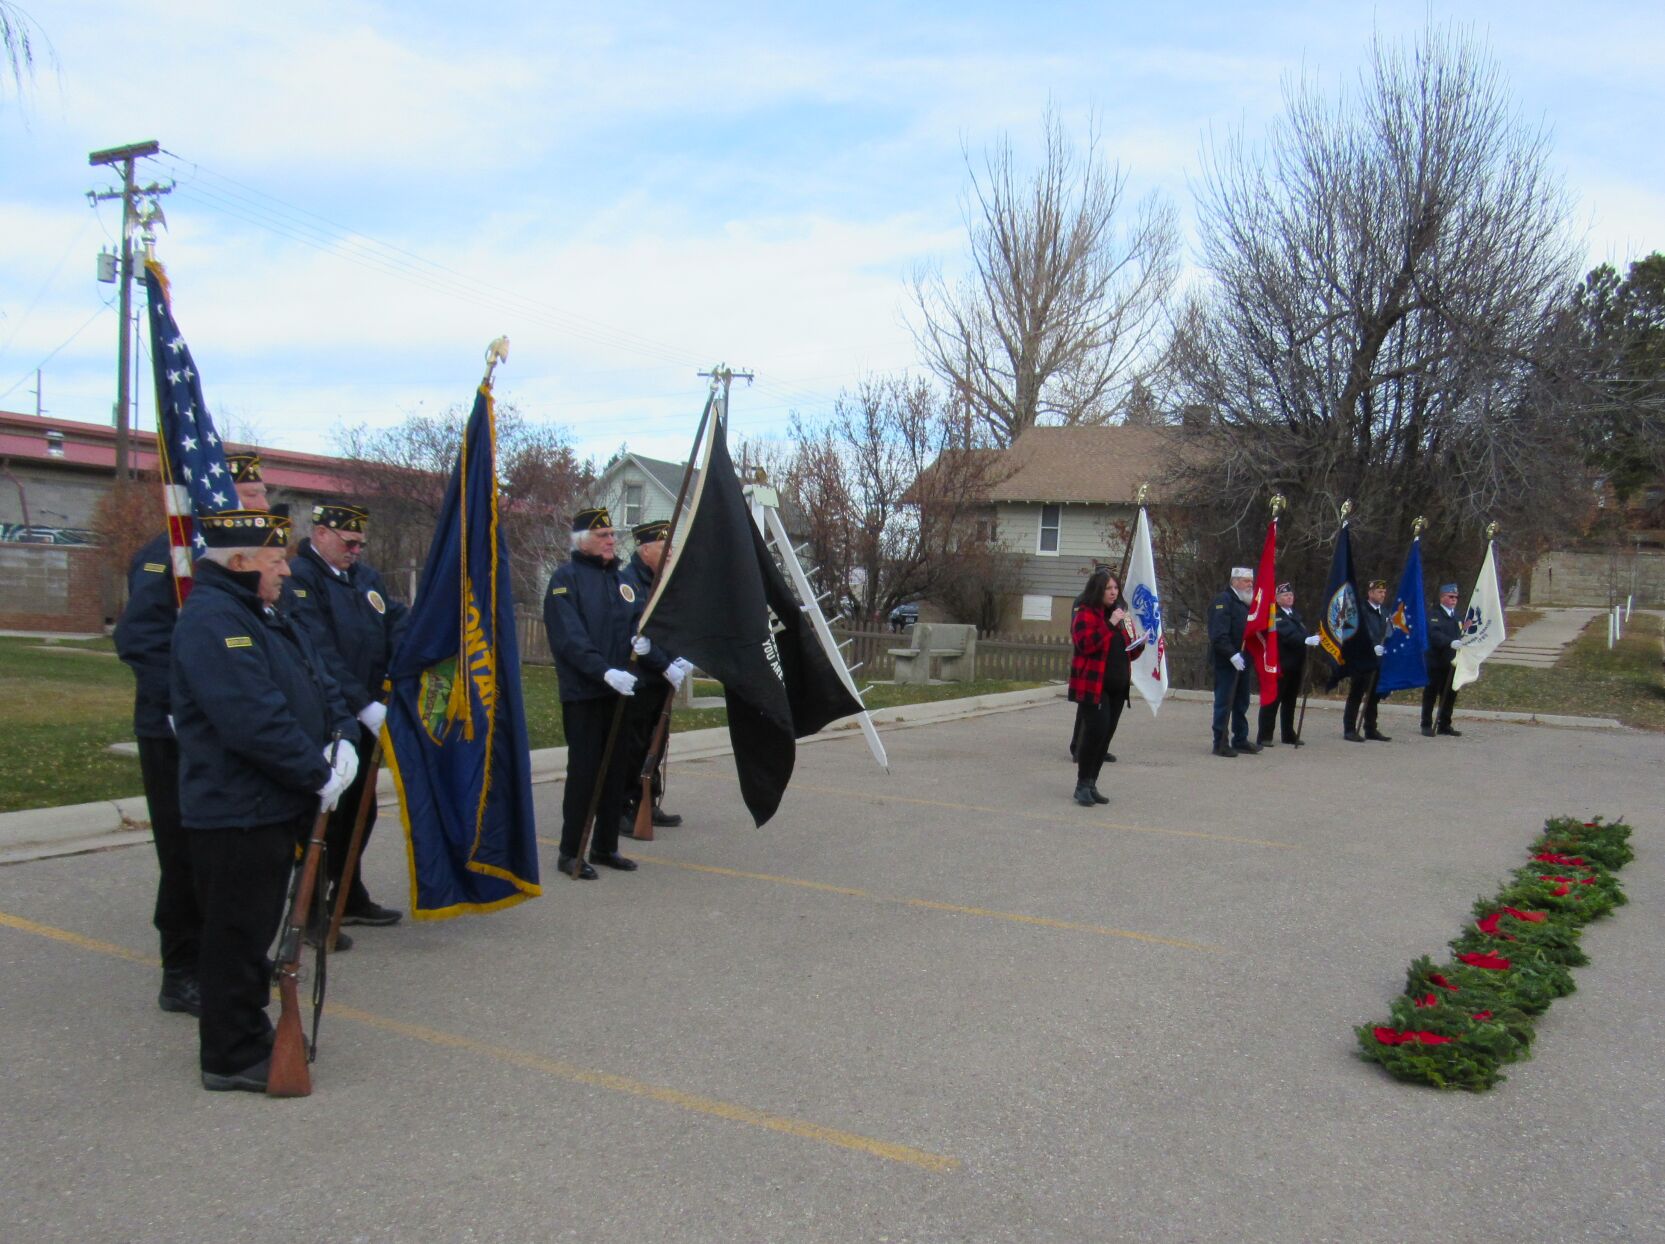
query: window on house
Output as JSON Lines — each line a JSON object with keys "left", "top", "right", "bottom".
{"left": 1037, "top": 504, "right": 1061, "bottom": 554}
{"left": 976, "top": 518, "right": 995, "bottom": 544}
{"left": 624, "top": 483, "right": 644, "bottom": 527}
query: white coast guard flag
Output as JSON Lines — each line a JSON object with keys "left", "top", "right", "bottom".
{"left": 1124, "top": 506, "right": 1168, "bottom": 714}
{"left": 1452, "top": 540, "right": 1507, "bottom": 691}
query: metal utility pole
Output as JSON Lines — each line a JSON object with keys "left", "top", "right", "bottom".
{"left": 87, "top": 140, "right": 166, "bottom": 494}
{"left": 698, "top": 363, "right": 754, "bottom": 428}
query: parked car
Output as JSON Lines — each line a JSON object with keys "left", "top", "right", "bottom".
{"left": 888, "top": 602, "right": 920, "bottom": 632}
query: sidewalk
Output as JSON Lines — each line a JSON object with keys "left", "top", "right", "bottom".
{"left": 1488, "top": 606, "right": 1601, "bottom": 668}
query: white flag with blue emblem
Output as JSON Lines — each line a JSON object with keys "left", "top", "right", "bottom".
{"left": 1452, "top": 540, "right": 1506, "bottom": 691}
{"left": 1124, "top": 506, "right": 1168, "bottom": 714}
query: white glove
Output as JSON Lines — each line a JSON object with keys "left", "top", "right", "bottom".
{"left": 672, "top": 657, "right": 695, "bottom": 678}
{"left": 357, "top": 702, "right": 387, "bottom": 734}
{"left": 166, "top": 714, "right": 176, "bottom": 734}
{"left": 604, "top": 668, "right": 637, "bottom": 696}
{"left": 1304, "top": 634, "right": 1322, "bottom": 648}
{"left": 1229, "top": 652, "right": 1247, "bottom": 671}
{"left": 664, "top": 661, "right": 686, "bottom": 690}
{"left": 1373, "top": 644, "right": 1386, "bottom": 657}
{"left": 631, "top": 634, "right": 651, "bottom": 656}
{"left": 316, "top": 743, "right": 359, "bottom": 811}
{"left": 1452, "top": 637, "right": 1468, "bottom": 649}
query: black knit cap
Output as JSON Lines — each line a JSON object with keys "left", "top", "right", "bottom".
{"left": 571, "top": 506, "right": 612, "bottom": 533}
{"left": 312, "top": 501, "right": 369, "bottom": 532}
{"left": 198, "top": 509, "right": 290, "bottom": 549}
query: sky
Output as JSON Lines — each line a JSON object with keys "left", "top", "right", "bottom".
{"left": 1, "top": 0, "right": 1661, "bottom": 470}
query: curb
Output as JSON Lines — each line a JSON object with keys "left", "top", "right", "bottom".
{"left": 0, "top": 683, "right": 1623, "bottom": 859}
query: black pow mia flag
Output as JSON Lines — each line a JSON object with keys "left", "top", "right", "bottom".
{"left": 640, "top": 412, "right": 862, "bottom": 826}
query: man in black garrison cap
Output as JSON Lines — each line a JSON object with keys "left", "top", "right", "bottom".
{"left": 170, "top": 509, "right": 359, "bottom": 1092}
{"left": 114, "top": 451, "right": 268, "bottom": 1019}
{"left": 1421, "top": 581, "right": 1468, "bottom": 738}
{"left": 617, "top": 518, "right": 693, "bottom": 835}
{"left": 1344, "top": 577, "right": 1392, "bottom": 743}
{"left": 285, "top": 500, "right": 409, "bottom": 935}
{"left": 1256, "top": 582, "right": 1324, "bottom": 748}
{"left": 542, "top": 506, "right": 640, "bottom": 878}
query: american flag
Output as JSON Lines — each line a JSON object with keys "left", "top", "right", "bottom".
{"left": 142, "top": 261, "right": 239, "bottom": 601}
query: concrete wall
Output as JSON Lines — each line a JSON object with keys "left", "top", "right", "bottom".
{"left": 1532, "top": 547, "right": 1665, "bottom": 607}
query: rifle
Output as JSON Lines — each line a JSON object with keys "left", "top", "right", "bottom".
{"left": 326, "top": 734, "right": 383, "bottom": 952}
{"left": 630, "top": 691, "right": 674, "bottom": 842}
{"left": 268, "top": 733, "right": 341, "bottom": 1098}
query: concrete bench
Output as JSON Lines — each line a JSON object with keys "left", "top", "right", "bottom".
{"left": 890, "top": 623, "right": 977, "bottom": 684}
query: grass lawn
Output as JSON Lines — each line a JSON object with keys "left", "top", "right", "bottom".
{"left": 1456, "top": 611, "right": 1665, "bottom": 730}
{"left": 0, "top": 639, "right": 1049, "bottom": 813}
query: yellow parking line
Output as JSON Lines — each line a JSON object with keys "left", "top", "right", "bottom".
{"left": 670, "top": 771, "right": 1296, "bottom": 849}
{"left": 575, "top": 849, "right": 1221, "bottom": 954}
{"left": 0, "top": 908, "right": 958, "bottom": 1173}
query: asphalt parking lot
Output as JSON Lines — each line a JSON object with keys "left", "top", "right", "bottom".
{"left": 3, "top": 694, "right": 1662, "bottom": 1243}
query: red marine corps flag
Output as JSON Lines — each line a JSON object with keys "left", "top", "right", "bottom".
{"left": 1241, "top": 502, "right": 1282, "bottom": 704}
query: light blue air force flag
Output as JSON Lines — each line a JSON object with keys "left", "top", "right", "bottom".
{"left": 1377, "top": 535, "right": 1430, "bottom": 695}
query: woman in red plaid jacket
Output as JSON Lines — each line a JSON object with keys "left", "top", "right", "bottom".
{"left": 1068, "top": 567, "right": 1145, "bottom": 807}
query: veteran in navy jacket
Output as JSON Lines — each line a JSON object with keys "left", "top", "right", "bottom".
{"left": 542, "top": 506, "right": 641, "bottom": 877}
{"left": 1256, "top": 582, "right": 1323, "bottom": 748}
{"left": 1207, "top": 566, "right": 1259, "bottom": 757}
{"left": 285, "top": 501, "right": 409, "bottom": 928}
{"left": 171, "top": 509, "right": 360, "bottom": 1092}
{"left": 1343, "top": 578, "right": 1392, "bottom": 742}
{"left": 113, "top": 452, "right": 267, "bottom": 1018}
{"left": 617, "top": 518, "right": 691, "bottom": 834}
{"left": 1421, "top": 581, "right": 1467, "bottom": 737}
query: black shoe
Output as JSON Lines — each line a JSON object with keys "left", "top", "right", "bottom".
{"left": 1212, "top": 742, "right": 1238, "bottom": 758}
{"left": 1072, "top": 782, "right": 1096, "bottom": 807}
{"left": 1089, "top": 785, "right": 1109, "bottom": 804}
{"left": 1438, "top": 726, "right": 1462, "bottom": 737}
{"left": 342, "top": 900, "right": 402, "bottom": 927}
{"left": 557, "top": 853, "right": 599, "bottom": 880}
{"left": 1235, "top": 741, "right": 1261, "bottom": 755}
{"left": 305, "top": 925, "right": 352, "bottom": 952}
{"left": 590, "top": 851, "right": 638, "bottom": 871}
{"left": 201, "top": 1057, "right": 270, "bottom": 1093}
{"left": 1344, "top": 731, "right": 1367, "bottom": 743}
{"left": 1421, "top": 725, "right": 1436, "bottom": 737}
{"left": 650, "top": 807, "right": 683, "bottom": 827}
{"left": 1103, "top": 752, "right": 1116, "bottom": 764}
{"left": 1366, "top": 730, "right": 1392, "bottom": 742}
{"left": 158, "top": 972, "right": 202, "bottom": 1017}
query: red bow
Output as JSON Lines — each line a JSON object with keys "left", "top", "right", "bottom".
{"left": 1502, "top": 906, "right": 1546, "bottom": 924}
{"left": 1373, "top": 1027, "right": 1455, "bottom": 1046}
{"left": 1458, "top": 952, "right": 1511, "bottom": 971}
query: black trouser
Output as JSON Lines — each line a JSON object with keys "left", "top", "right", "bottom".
{"left": 1343, "top": 671, "right": 1381, "bottom": 734}
{"left": 187, "top": 816, "right": 305, "bottom": 1075}
{"left": 1073, "top": 694, "right": 1124, "bottom": 786}
{"left": 1257, "top": 655, "right": 1305, "bottom": 742}
{"left": 138, "top": 734, "right": 200, "bottom": 976}
{"left": 560, "top": 696, "right": 630, "bottom": 859}
{"left": 1422, "top": 662, "right": 1457, "bottom": 729}
{"left": 619, "top": 682, "right": 670, "bottom": 817}
{"left": 324, "top": 731, "right": 378, "bottom": 910}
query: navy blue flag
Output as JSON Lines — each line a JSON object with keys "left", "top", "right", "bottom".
{"left": 1377, "top": 536, "right": 1430, "bottom": 694}
{"left": 382, "top": 382, "right": 540, "bottom": 919}
{"left": 1317, "top": 523, "right": 1376, "bottom": 689}
{"left": 142, "top": 261, "right": 240, "bottom": 596}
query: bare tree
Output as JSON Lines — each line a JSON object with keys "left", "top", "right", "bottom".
{"left": 780, "top": 375, "right": 1015, "bottom": 626}
{"left": 332, "top": 403, "right": 591, "bottom": 606}
{"left": 2, "top": 3, "right": 50, "bottom": 101}
{"left": 911, "top": 109, "right": 1178, "bottom": 446}
{"left": 1169, "top": 24, "right": 1586, "bottom": 591}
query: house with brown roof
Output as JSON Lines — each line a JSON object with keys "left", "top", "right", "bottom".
{"left": 977, "top": 425, "right": 1184, "bottom": 634}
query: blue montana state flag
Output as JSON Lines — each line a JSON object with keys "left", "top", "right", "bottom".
{"left": 383, "top": 382, "right": 540, "bottom": 918}
{"left": 1377, "top": 535, "right": 1430, "bottom": 694}
{"left": 1317, "top": 522, "right": 1375, "bottom": 689}
{"left": 142, "top": 261, "right": 240, "bottom": 596}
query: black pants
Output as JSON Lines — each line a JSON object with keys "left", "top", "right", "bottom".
{"left": 138, "top": 735, "right": 200, "bottom": 976}
{"left": 187, "top": 817, "right": 304, "bottom": 1075}
{"left": 324, "top": 732, "right": 379, "bottom": 910}
{"left": 1073, "top": 694, "right": 1124, "bottom": 786}
{"left": 1343, "top": 672, "right": 1381, "bottom": 735}
{"left": 560, "top": 696, "right": 630, "bottom": 859}
{"left": 619, "top": 683, "right": 670, "bottom": 817}
{"left": 1422, "top": 663, "right": 1457, "bottom": 728}
{"left": 1257, "top": 656, "right": 1305, "bottom": 742}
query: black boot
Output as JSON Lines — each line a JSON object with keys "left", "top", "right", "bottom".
{"left": 1072, "top": 782, "right": 1096, "bottom": 807}
{"left": 1089, "top": 785, "right": 1109, "bottom": 804}
{"left": 1212, "top": 739, "right": 1238, "bottom": 757}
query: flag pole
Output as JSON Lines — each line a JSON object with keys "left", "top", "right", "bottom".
{"left": 571, "top": 383, "right": 718, "bottom": 877}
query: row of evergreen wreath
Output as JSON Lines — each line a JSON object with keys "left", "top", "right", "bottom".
{"left": 1356, "top": 815, "right": 1633, "bottom": 1091}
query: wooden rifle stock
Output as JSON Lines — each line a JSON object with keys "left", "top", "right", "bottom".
{"left": 326, "top": 735, "right": 384, "bottom": 952}
{"left": 268, "top": 804, "right": 329, "bottom": 1098}
{"left": 630, "top": 691, "right": 675, "bottom": 841}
